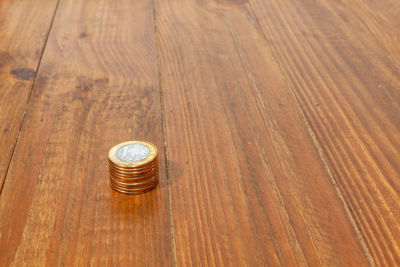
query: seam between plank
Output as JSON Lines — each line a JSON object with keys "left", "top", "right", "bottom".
{"left": 0, "top": 0, "right": 62, "bottom": 196}
{"left": 151, "top": 1, "right": 177, "bottom": 266}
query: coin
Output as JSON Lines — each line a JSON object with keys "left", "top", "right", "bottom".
{"left": 109, "top": 141, "right": 157, "bottom": 168}
{"left": 108, "top": 141, "right": 159, "bottom": 195}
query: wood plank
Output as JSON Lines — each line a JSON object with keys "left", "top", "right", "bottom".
{"left": 0, "top": 0, "right": 173, "bottom": 265}
{"left": 247, "top": 0, "right": 400, "bottom": 265}
{"left": 155, "top": 0, "right": 370, "bottom": 265}
{"left": 0, "top": 0, "right": 58, "bottom": 189}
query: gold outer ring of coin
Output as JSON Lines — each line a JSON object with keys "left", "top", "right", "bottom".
{"left": 109, "top": 175, "right": 159, "bottom": 192}
{"left": 108, "top": 140, "right": 159, "bottom": 195}
{"left": 109, "top": 178, "right": 159, "bottom": 194}
{"left": 109, "top": 170, "right": 158, "bottom": 182}
{"left": 109, "top": 180, "right": 159, "bottom": 194}
{"left": 110, "top": 172, "right": 159, "bottom": 187}
{"left": 108, "top": 141, "right": 158, "bottom": 168}
{"left": 111, "top": 176, "right": 159, "bottom": 188}
{"left": 108, "top": 159, "right": 158, "bottom": 177}
{"left": 109, "top": 157, "right": 159, "bottom": 170}
{"left": 109, "top": 168, "right": 159, "bottom": 181}
{"left": 109, "top": 163, "right": 158, "bottom": 175}
{"left": 110, "top": 173, "right": 159, "bottom": 188}
{"left": 108, "top": 160, "right": 159, "bottom": 174}
{"left": 110, "top": 180, "right": 159, "bottom": 192}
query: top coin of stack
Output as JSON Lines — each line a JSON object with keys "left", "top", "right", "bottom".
{"left": 108, "top": 141, "right": 159, "bottom": 194}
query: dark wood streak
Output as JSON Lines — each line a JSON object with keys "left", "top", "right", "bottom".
{"left": 10, "top": 68, "right": 36, "bottom": 81}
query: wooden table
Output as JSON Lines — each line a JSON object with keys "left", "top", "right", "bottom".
{"left": 0, "top": 0, "right": 399, "bottom": 265}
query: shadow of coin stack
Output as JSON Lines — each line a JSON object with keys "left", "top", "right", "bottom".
{"left": 108, "top": 141, "right": 159, "bottom": 194}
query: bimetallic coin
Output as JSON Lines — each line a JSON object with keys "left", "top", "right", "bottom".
{"left": 109, "top": 141, "right": 157, "bottom": 168}
{"left": 108, "top": 140, "right": 159, "bottom": 195}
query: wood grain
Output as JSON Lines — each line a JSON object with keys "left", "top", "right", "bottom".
{"left": 0, "top": 0, "right": 173, "bottom": 265}
{"left": 1, "top": 0, "right": 398, "bottom": 264}
{"left": 248, "top": 0, "right": 400, "bottom": 265}
{"left": 0, "top": 0, "right": 59, "bottom": 189}
{"left": 155, "top": 0, "right": 370, "bottom": 265}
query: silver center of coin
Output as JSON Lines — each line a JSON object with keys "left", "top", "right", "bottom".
{"left": 116, "top": 144, "right": 150, "bottom": 162}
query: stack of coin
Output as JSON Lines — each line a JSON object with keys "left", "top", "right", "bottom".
{"left": 108, "top": 141, "right": 159, "bottom": 194}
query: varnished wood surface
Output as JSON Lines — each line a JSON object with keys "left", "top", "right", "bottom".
{"left": 0, "top": 0, "right": 172, "bottom": 265}
{"left": 155, "top": 0, "right": 369, "bottom": 265}
{"left": 248, "top": 0, "right": 400, "bottom": 265}
{"left": 0, "top": 0, "right": 59, "bottom": 190}
{"left": 0, "top": 0, "right": 399, "bottom": 265}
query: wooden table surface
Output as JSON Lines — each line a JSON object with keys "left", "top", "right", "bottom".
{"left": 0, "top": 0, "right": 399, "bottom": 265}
